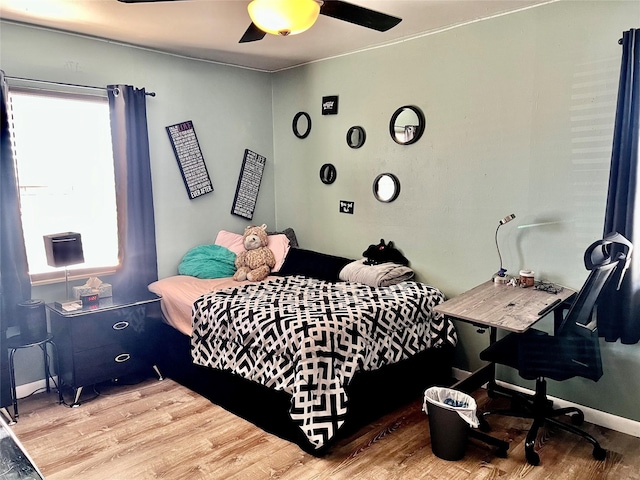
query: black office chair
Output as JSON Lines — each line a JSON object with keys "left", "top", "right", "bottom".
{"left": 479, "top": 232, "right": 633, "bottom": 466}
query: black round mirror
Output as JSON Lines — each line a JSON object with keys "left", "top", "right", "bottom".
{"left": 346, "top": 126, "right": 366, "bottom": 149}
{"left": 320, "top": 163, "right": 337, "bottom": 184}
{"left": 389, "top": 106, "right": 425, "bottom": 145}
{"left": 292, "top": 111, "right": 311, "bottom": 139}
{"left": 373, "top": 173, "right": 400, "bottom": 202}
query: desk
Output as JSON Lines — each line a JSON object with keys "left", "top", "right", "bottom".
{"left": 434, "top": 280, "right": 576, "bottom": 396}
{"left": 434, "top": 280, "right": 576, "bottom": 456}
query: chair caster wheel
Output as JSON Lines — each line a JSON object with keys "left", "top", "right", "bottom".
{"left": 525, "top": 450, "right": 540, "bottom": 466}
{"left": 593, "top": 446, "right": 607, "bottom": 461}
{"left": 570, "top": 412, "right": 584, "bottom": 426}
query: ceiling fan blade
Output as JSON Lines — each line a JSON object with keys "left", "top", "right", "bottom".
{"left": 239, "top": 23, "right": 267, "bottom": 43}
{"left": 320, "top": 1, "right": 402, "bottom": 32}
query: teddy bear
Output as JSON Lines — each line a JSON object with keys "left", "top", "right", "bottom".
{"left": 233, "top": 224, "right": 276, "bottom": 282}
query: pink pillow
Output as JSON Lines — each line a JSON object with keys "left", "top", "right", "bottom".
{"left": 214, "top": 230, "right": 291, "bottom": 272}
{"left": 214, "top": 230, "right": 245, "bottom": 255}
{"left": 267, "top": 234, "right": 291, "bottom": 272}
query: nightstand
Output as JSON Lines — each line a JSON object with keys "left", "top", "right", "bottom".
{"left": 47, "top": 294, "right": 162, "bottom": 406}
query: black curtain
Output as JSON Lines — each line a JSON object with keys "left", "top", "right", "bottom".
{"left": 600, "top": 29, "right": 640, "bottom": 344}
{"left": 108, "top": 85, "right": 158, "bottom": 301}
{"left": 0, "top": 71, "right": 31, "bottom": 327}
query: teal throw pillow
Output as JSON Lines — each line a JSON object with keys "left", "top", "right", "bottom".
{"left": 178, "top": 244, "right": 237, "bottom": 279}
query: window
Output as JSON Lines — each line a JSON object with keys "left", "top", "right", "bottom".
{"left": 8, "top": 87, "right": 120, "bottom": 284}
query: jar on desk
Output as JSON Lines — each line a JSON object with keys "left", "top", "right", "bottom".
{"left": 519, "top": 270, "right": 535, "bottom": 288}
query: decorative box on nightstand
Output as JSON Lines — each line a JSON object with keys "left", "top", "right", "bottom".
{"left": 47, "top": 293, "right": 162, "bottom": 406}
{"left": 72, "top": 282, "right": 112, "bottom": 300}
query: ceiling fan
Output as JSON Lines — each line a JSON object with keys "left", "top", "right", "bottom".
{"left": 117, "top": 0, "right": 402, "bottom": 44}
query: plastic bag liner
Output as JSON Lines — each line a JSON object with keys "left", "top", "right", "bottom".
{"left": 423, "top": 387, "right": 479, "bottom": 428}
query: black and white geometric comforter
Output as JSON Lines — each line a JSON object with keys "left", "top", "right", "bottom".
{"left": 191, "top": 275, "right": 457, "bottom": 450}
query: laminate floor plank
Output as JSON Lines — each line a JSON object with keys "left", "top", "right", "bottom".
{"left": 9, "top": 377, "right": 640, "bottom": 480}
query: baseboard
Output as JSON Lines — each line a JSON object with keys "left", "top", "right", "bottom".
{"left": 452, "top": 367, "right": 640, "bottom": 439}
{"left": 15, "top": 377, "right": 58, "bottom": 401}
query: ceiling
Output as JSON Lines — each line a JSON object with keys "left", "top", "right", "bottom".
{"left": 0, "top": 0, "right": 553, "bottom": 72}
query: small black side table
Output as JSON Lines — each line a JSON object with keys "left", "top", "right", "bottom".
{"left": 7, "top": 333, "right": 62, "bottom": 421}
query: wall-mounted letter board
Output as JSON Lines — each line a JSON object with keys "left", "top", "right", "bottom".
{"left": 166, "top": 120, "right": 213, "bottom": 200}
{"left": 231, "top": 149, "right": 266, "bottom": 220}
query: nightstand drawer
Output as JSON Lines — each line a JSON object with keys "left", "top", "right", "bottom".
{"left": 69, "top": 306, "right": 146, "bottom": 352}
{"left": 73, "top": 344, "right": 144, "bottom": 386}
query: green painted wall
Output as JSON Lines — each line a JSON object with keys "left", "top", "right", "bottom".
{"left": 0, "top": 20, "right": 275, "bottom": 385}
{"left": 271, "top": 0, "right": 640, "bottom": 422}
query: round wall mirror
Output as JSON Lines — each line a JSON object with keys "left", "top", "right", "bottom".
{"left": 319, "top": 163, "right": 337, "bottom": 184}
{"left": 389, "top": 105, "right": 425, "bottom": 145}
{"left": 292, "top": 111, "right": 312, "bottom": 139}
{"left": 346, "top": 126, "right": 366, "bottom": 149}
{"left": 373, "top": 173, "right": 401, "bottom": 202}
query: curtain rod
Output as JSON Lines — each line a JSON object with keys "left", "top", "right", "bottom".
{"left": 5, "top": 75, "right": 156, "bottom": 96}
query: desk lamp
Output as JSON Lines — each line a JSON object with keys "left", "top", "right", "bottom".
{"left": 494, "top": 214, "right": 516, "bottom": 283}
{"left": 43, "top": 232, "right": 84, "bottom": 306}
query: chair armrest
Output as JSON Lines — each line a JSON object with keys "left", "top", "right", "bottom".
{"left": 553, "top": 298, "right": 573, "bottom": 332}
{"left": 575, "top": 310, "right": 598, "bottom": 336}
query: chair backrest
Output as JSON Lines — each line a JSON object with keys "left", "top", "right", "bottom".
{"left": 552, "top": 233, "right": 633, "bottom": 381}
{"left": 559, "top": 232, "right": 633, "bottom": 336}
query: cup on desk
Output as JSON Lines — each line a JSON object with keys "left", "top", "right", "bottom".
{"left": 519, "top": 270, "right": 535, "bottom": 288}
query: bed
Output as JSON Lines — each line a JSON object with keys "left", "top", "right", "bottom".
{"left": 147, "top": 230, "right": 457, "bottom": 455}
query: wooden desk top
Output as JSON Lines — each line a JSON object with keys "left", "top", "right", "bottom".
{"left": 434, "top": 280, "right": 576, "bottom": 333}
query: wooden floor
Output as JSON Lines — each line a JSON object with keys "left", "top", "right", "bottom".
{"left": 8, "top": 377, "right": 640, "bottom": 480}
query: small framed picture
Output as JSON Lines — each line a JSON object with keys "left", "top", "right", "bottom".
{"left": 339, "top": 200, "right": 354, "bottom": 214}
{"left": 322, "top": 95, "right": 339, "bottom": 115}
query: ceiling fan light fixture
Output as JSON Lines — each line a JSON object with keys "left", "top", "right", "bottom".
{"left": 248, "top": 0, "right": 321, "bottom": 37}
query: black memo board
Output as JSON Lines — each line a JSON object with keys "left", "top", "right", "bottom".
{"left": 231, "top": 149, "right": 266, "bottom": 220}
{"left": 166, "top": 120, "right": 213, "bottom": 200}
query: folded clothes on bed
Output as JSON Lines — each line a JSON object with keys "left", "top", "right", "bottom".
{"left": 339, "top": 258, "right": 415, "bottom": 286}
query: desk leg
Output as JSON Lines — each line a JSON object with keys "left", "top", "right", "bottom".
{"left": 451, "top": 326, "right": 520, "bottom": 400}
{"left": 449, "top": 326, "right": 511, "bottom": 456}
{"left": 468, "top": 429, "right": 509, "bottom": 457}
{"left": 451, "top": 363, "right": 522, "bottom": 400}
{"left": 486, "top": 327, "right": 498, "bottom": 395}
{"left": 451, "top": 363, "right": 495, "bottom": 395}
{"left": 453, "top": 327, "right": 498, "bottom": 395}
